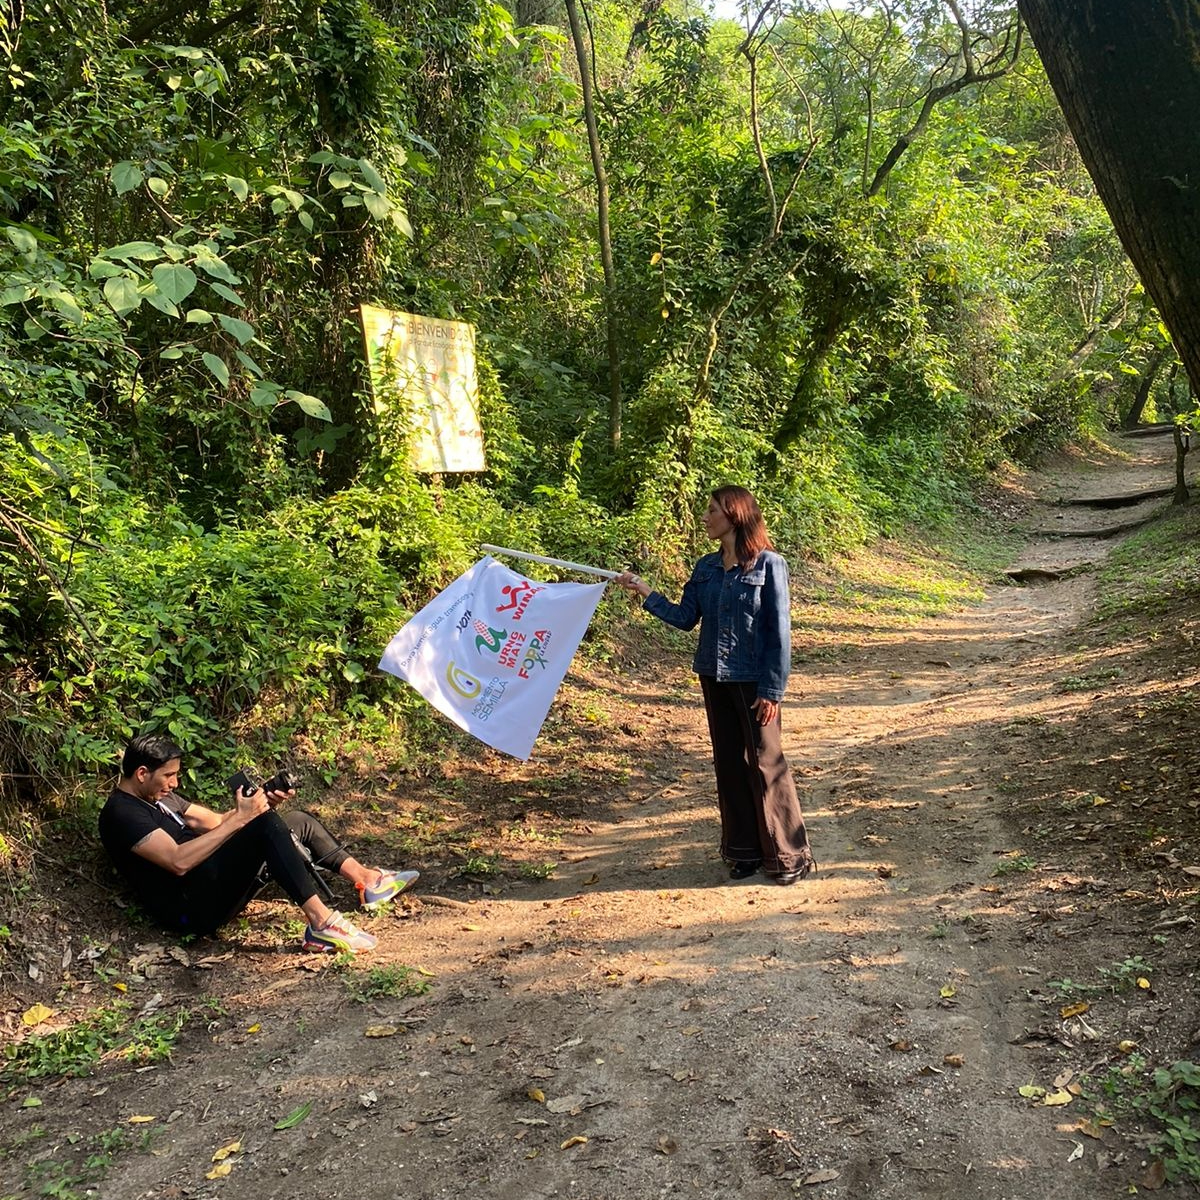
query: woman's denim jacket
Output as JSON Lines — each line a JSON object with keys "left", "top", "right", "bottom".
{"left": 643, "top": 549, "right": 791, "bottom": 701}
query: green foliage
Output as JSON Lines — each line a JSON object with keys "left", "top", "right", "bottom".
{"left": 340, "top": 962, "right": 431, "bottom": 1003}
{"left": 2, "top": 1002, "right": 192, "bottom": 1082}
{"left": 992, "top": 854, "right": 1038, "bottom": 876}
{"left": 0, "top": 0, "right": 1144, "bottom": 811}
{"left": 1047, "top": 955, "right": 1153, "bottom": 999}
{"left": 1143, "top": 1060, "right": 1200, "bottom": 1184}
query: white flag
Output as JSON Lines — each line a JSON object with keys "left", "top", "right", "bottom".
{"left": 378, "top": 556, "right": 607, "bottom": 760}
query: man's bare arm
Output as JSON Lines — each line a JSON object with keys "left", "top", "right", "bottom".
{"left": 133, "top": 790, "right": 268, "bottom": 876}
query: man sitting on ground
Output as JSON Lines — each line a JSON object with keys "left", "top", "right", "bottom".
{"left": 99, "top": 734, "right": 418, "bottom": 954}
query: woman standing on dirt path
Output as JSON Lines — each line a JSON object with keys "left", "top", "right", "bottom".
{"left": 615, "top": 485, "right": 816, "bottom": 885}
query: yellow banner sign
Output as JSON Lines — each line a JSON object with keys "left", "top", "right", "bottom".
{"left": 359, "top": 304, "right": 486, "bottom": 473}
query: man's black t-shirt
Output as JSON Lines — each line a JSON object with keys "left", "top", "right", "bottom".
{"left": 98, "top": 789, "right": 196, "bottom": 923}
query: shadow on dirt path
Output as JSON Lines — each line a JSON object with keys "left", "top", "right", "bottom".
{"left": 4, "top": 431, "right": 1193, "bottom": 1200}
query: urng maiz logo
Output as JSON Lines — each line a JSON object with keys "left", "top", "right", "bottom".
{"left": 473, "top": 620, "right": 506, "bottom": 655}
{"left": 474, "top": 619, "right": 531, "bottom": 672}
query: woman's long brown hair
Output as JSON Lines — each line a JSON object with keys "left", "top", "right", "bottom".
{"left": 711, "top": 485, "right": 772, "bottom": 569}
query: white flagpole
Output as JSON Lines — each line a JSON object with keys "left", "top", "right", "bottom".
{"left": 480, "top": 543, "right": 621, "bottom": 580}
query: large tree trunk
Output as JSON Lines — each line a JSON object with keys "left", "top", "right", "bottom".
{"left": 1018, "top": 2, "right": 1200, "bottom": 395}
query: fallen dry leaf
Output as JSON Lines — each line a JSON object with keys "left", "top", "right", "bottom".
{"left": 943, "top": 1054, "right": 964, "bottom": 1068}
{"left": 128, "top": 1115, "right": 156, "bottom": 1124}
{"left": 1059, "top": 1002, "right": 1090, "bottom": 1019}
{"left": 1137, "top": 977, "right": 1152, "bottom": 990}
{"left": 803, "top": 1168, "right": 841, "bottom": 1185}
{"left": 211, "top": 1140, "right": 241, "bottom": 1163}
{"left": 1067, "top": 1141, "right": 1083, "bottom": 1163}
{"left": 364, "top": 1026, "right": 398, "bottom": 1038}
{"left": 1076, "top": 1119, "right": 1105, "bottom": 1140}
{"left": 1042, "top": 1089, "right": 1073, "bottom": 1107}
{"left": 21, "top": 1004, "right": 53, "bottom": 1027}
{"left": 656, "top": 1135, "right": 678, "bottom": 1155}
{"left": 582, "top": 874, "right": 600, "bottom": 886}
{"left": 1142, "top": 1160, "right": 1167, "bottom": 1190}
{"left": 1018, "top": 1084, "right": 1046, "bottom": 1099}
{"left": 889, "top": 1040, "right": 914, "bottom": 1052}
{"left": 526, "top": 1088, "right": 545, "bottom": 1104}
{"left": 1117, "top": 1039, "right": 1138, "bottom": 1054}
{"left": 939, "top": 984, "right": 957, "bottom": 999}
{"left": 205, "top": 1162, "right": 234, "bottom": 1181}
{"left": 560, "top": 1136, "right": 589, "bottom": 1150}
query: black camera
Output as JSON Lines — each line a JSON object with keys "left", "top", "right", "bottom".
{"left": 262, "top": 768, "right": 300, "bottom": 795}
{"left": 227, "top": 767, "right": 299, "bottom": 798}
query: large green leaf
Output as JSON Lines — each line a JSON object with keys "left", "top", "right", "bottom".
{"left": 42, "top": 286, "right": 84, "bottom": 324}
{"left": 217, "top": 314, "right": 255, "bottom": 344}
{"left": 152, "top": 263, "right": 197, "bottom": 305}
{"left": 235, "top": 349, "right": 264, "bottom": 377}
{"left": 103, "top": 241, "right": 162, "bottom": 262}
{"left": 5, "top": 227, "right": 36, "bottom": 254}
{"left": 202, "top": 352, "right": 230, "bottom": 387}
{"left": 141, "top": 284, "right": 180, "bottom": 317}
{"left": 283, "top": 390, "right": 331, "bottom": 421}
{"left": 0, "top": 284, "right": 35, "bottom": 305}
{"left": 192, "top": 245, "right": 240, "bottom": 285}
{"left": 103, "top": 275, "right": 142, "bottom": 316}
{"left": 358, "top": 158, "right": 386, "bottom": 192}
{"left": 207, "top": 281, "right": 244, "bottom": 307}
{"left": 111, "top": 161, "right": 144, "bottom": 196}
{"left": 362, "top": 191, "right": 390, "bottom": 220}
{"left": 224, "top": 175, "right": 250, "bottom": 201}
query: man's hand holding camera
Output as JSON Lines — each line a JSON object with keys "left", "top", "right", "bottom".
{"left": 229, "top": 768, "right": 298, "bottom": 812}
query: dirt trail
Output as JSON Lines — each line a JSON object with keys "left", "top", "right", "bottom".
{"left": 4, "top": 432, "right": 1189, "bottom": 1200}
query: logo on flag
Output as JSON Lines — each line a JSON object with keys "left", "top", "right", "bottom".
{"left": 378, "top": 556, "right": 607, "bottom": 759}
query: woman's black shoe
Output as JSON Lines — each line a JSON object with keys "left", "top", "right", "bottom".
{"left": 728, "top": 860, "right": 762, "bottom": 880}
{"left": 773, "top": 858, "right": 817, "bottom": 885}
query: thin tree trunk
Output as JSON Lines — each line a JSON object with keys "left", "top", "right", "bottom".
{"left": 1173, "top": 421, "right": 1190, "bottom": 505}
{"left": 1122, "top": 348, "right": 1169, "bottom": 430}
{"left": 1051, "top": 295, "right": 1131, "bottom": 383}
{"left": 564, "top": 0, "right": 621, "bottom": 448}
{"left": 867, "top": 2, "right": 1020, "bottom": 197}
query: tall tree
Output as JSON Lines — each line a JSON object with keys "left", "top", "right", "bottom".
{"left": 564, "top": 0, "right": 623, "bottom": 448}
{"left": 1018, "top": 1, "right": 1200, "bottom": 393}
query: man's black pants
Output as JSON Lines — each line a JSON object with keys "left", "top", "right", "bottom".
{"left": 161, "top": 810, "right": 350, "bottom": 936}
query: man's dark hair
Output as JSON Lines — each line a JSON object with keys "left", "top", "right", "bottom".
{"left": 121, "top": 734, "right": 184, "bottom": 777}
